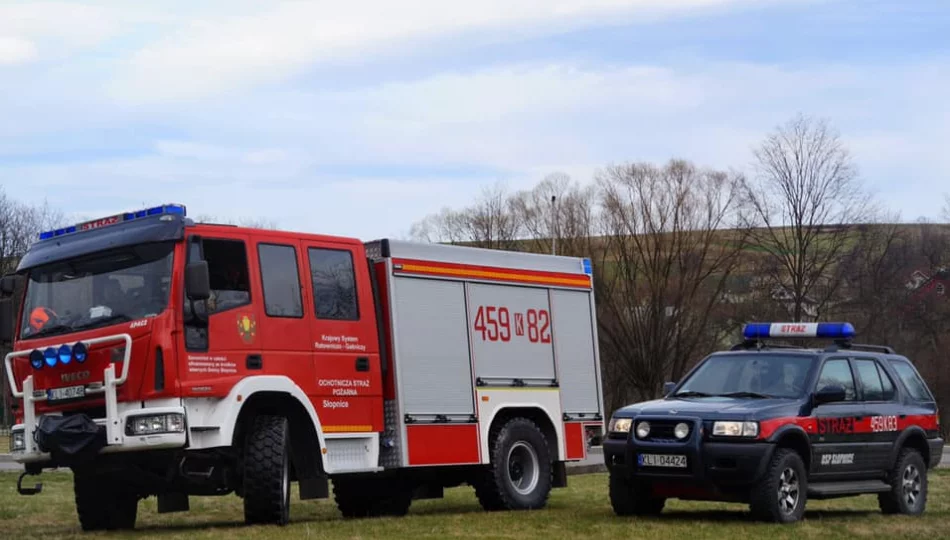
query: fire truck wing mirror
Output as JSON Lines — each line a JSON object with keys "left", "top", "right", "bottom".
{"left": 185, "top": 261, "right": 211, "bottom": 300}
{"left": 0, "top": 275, "right": 17, "bottom": 296}
{"left": 0, "top": 298, "right": 13, "bottom": 345}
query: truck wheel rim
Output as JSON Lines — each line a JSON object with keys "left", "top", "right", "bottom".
{"left": 507, "top": 442, "right": 540, "bottom": 496}
{"left": 777, "top": 467, "right": 799, "bottom": 515}
{"left": 902, "top": 465, "right": 921, "bottom": 507}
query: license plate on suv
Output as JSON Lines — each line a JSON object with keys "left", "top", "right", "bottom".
{"left": 47, "top": 385, "right": 85, "bottom": 402}
{"left": 638, "top": 454, "right": 687, "bottom": 468}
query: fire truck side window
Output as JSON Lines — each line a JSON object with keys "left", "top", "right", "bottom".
{"left": 308, "top": 247, "right": 359, "bottom": 321}
{"left": 258, "top": 243, "right": 303, "bottom": 318}
{"left": 203, "top": 239, "right": 251, "bottom": 313}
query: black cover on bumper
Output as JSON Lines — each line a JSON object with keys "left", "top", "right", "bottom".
{"left": 35, "top": 414, "right": 106, "bottom": 467}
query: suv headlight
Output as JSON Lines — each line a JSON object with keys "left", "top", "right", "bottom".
{"left": 10, "top": 431, "right": 26, "bottom": 453}
{"left": 609, "top": 417, "right": 633, "bottom": 433}
{"left": 126, "top": 413, "right": 185, "bottom": 436}
{"left": 712, "top": 421, "right": 759, "bottom": 438}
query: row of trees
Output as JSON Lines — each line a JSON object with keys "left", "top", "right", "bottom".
{"left": 411, "top": 115, "right": 949, "bottom": 429}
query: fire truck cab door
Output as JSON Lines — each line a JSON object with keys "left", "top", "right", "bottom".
{"left": 248, "top": 236, "right": 311, "bottom": 374}
{"left": 302, "top": 241, "right": 383, "bottom": 433}
{"left": 181, "top": 233, "right": 264, "bottom": 394}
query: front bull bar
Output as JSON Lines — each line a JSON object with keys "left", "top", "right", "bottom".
{"left": 4, "top": 333, "right": 134, "bottom": 456}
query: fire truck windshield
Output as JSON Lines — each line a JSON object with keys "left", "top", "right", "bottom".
{"left": 18, "top": 241, "right": 175, "bottom": 340}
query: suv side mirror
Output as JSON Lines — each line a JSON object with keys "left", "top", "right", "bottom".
{"left": 0, "top": 298, "right": 13, "bottom": 345}
{"left": 185, "top": 261, "right": 211, "bottom": 300}
{"left": 813, "top": 385, "right": 847, "bottom": 406}
{"left": 663, "top": 382, "right": 677, "bottom": 396}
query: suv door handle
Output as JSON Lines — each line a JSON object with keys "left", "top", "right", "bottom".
{"left": 355, "top": 357, "right": 369, "bottom": 372}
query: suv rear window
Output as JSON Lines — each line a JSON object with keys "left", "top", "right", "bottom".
{"left": 889, "top": 360, "right": 933, "bottom": 401}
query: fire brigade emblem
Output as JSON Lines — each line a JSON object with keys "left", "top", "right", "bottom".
{"left": 237, "top": 314, "right": 257, "bottom": 343}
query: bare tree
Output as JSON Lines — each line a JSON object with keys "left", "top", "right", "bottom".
{"left": 742, "top": 114, "right": 872, "bottom": 322}
{"left": 594, "top": 159, "right": 749, "bottom": 404}
{"left": 410, "top": 183, "right": 521, "bottom": 249}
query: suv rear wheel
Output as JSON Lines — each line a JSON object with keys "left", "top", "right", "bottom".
{"left": 750, "top": 448, "right": 807, "bottom": 523}
{"left": 879, "top": 448, "right": 927, "bottom": 516}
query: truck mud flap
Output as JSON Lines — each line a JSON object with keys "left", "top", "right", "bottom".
{"left": 35, "top": 414, "right": 107, "bottom": 468}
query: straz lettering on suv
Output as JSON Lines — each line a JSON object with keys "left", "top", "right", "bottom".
{"left": 604, "top": 322, "right": 944, "bottom": 524}
{"left": 1, "top": 204, "right": 606, "bottom": 531}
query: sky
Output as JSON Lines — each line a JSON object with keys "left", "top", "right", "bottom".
{"left": 0, "top": 0, "right": 948, "bottom": 240}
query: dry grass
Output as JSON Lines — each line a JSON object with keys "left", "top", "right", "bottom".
{"left": 0, "top": 470, "right": 946, "bottom": 539}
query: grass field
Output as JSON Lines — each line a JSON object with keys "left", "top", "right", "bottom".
{"left": 0, "top": 434, "right": 9, "bottom": 453}
{"left": 0, "top": 470, "right": 947, "bottom": 540}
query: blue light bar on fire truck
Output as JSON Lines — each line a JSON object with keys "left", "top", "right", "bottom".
{"left": 742, "top": 322, "right": 855, "bottom": 340}
{"left": 37, "top": 204, "right": 186, "bottom": 241}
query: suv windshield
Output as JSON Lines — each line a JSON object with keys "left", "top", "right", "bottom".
{"left": 674, "top": 353, "right": 816, "bottom": 399}
{"left": 19, "top": 242, "right": 175, "bottom": 340}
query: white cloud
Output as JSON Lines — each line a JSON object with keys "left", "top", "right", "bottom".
{"left": 107, "top": 0, "right": 776, "bottom": 103}
{"left": 0, "top": 36, "right": 37, "bottom": 65}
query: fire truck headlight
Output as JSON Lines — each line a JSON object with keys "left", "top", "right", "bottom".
{"left": 11, "top": 431, "right": 25, "bottom": 453}
{"left": 126, "top": 413, "right": 185, "bottom": 436}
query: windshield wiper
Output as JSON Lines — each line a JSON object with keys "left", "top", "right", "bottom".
{"left": 717, "top": 391, "right": 773, "bottom": 399}
{"left": 24, "top": 324, "right": 74, "bottom": 339}
{"left": 73, "top": 314, "right": 132, "bottom": 331}
{"left": 672, "top": 391, "right": 712, "bottom": 398}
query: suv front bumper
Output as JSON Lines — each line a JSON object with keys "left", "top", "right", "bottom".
{"left": 603, "top": 418, "right": 774, "bottom": 489}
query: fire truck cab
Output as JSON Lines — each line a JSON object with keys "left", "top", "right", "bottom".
{"left": 1, "top": 204, "right": 605, "bottom": 530}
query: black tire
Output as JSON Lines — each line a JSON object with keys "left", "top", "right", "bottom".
{"left": 333, "top": 477, "right": 412, "bottom": 518}
{"left": 243, "top": 415, "right": 292, "bottom": 526}
{"left": 749, "top": 448, "right": 807, "bottom": 523}
{"left": 878, "top": 448, "right": 927, "bottom": 516}
{"left": 609, "top": 472, "right": 665, "bottom": 516}
{"left": 73, "top": 470, "right": 138, "bottom": 531}
{"left": 474, "top": 417, "right": 552, "bottom": 511}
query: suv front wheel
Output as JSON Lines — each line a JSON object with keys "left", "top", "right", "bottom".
{"left": 750, "top": 448, "right": 808, "bottom": 523}
{"left": 879, "top": 448, "right": 927, "bottom": 516}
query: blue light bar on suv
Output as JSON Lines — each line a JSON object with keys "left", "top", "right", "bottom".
{"left": 38, "top": 204, "right": 186, "bottom": 241}
{"left": 743, "top": 322, "right": 855, "bottom": 340}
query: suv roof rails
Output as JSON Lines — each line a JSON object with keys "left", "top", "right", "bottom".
{"left": 730, "top": 340, "right": 806, "bottom": 351}
{"left": 823, "top": 340, "right": 896, "bottom": 354}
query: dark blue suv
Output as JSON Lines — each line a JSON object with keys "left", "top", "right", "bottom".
{"left": 604, "top": 322, "right": 944, "bottom": 523}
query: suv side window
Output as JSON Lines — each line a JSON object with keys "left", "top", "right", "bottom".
{"left": 258, "top": 243, "right": 303, "bottom": 318}
{"left": 308, "top": 247, "right": 359, "bottom": 320}
{"left": 877, "top": 362, "right": 897, "bottom": 401}
{"left": 854, "top": 359, "right": 888, "bottom": 401}
{"left": 889, "top": 360, "right": 934, "bottom": 401}
{"left": 816, "top": 359, "right": 856, "bottom": 401}
{"left": 204, "top": 239, "right": 251, "bottom": 313}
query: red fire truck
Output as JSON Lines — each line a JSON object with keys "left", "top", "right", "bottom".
{"left": 1, "top": 204, "right": 605, "bottom": 530}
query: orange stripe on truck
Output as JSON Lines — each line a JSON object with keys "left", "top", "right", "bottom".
{"left": 393, "top": 259, "right": 591, "bottom": 289}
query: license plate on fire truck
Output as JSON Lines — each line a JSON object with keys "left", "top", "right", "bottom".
{"left": 47, "top": 385, "right": 85, "bottom": 402}
{"left": 638, "top": 454, "right": 687, "bottom": 468}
